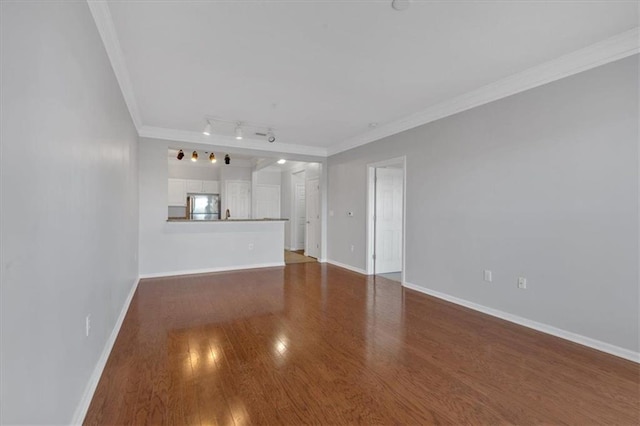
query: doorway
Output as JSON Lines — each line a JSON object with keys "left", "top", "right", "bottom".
{"left": 367, "top": 157, "right": 405, "bottom": 283}
{"left": 306, "top": 178, "right": 321, "bottom": 258}
{"left": 292, "top": 171, "right": 306, "bottom": 250}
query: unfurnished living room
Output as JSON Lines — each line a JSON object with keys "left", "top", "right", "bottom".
{"left": 1, "top": 0, "right": 639, "bottom": 424}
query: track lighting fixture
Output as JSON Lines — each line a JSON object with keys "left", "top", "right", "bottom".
{"left": 177, "top": 149, "right": 184, "bottom": 160}
{"left": 191, "top": 151, "right": 198, "bottom": 162}
{"left": 224, "top": 154, "right": 230, "bottom": 165}
{"left": 201, "top": 117, "right": 276, "bottom": 144}
{"left": 209, "top": 152, "right": 216, "bottom": 163}
{"left": 203, "top": 121, "right": 212, "bottom": 136}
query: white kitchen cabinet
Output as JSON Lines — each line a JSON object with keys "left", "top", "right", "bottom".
{"left": 168, "top": 179, "right": 186, "bottom": 206}
{"left": 202, "top": 180, "right": 219, "bottom": 194}
{"left": 186, "top": 179, "right": 203, "bottom": 193}
{"left": 185, "top": 179, "right": 220, "bottom": 194}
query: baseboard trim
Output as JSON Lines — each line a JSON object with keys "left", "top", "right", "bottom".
{"left": 139, "top": 262, "right": 285, "bottom": 279}
{"left": 71, "top": 276, "right": 140, "bottom": 425}
{"left": 402, "top": 281, "right": 640, "bottom": 364}
{"left": 326, "top": 259, "right": 367, "bottom": 275}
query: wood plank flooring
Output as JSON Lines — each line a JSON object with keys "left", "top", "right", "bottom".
{"left": 84, "top": 263, "right": 639, "bottom": 425}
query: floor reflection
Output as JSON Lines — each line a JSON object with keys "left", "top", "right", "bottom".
{"left": 84, "top": 263, "right": 639, "bottom": 425}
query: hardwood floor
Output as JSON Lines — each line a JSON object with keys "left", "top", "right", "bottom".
{"left": 84, "top": 263, "right": 639, "bottom": 425}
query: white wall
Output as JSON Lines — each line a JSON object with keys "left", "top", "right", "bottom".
{"left": 168, "top": 160, "right": 221, "bottom": 180}
{"left": 139, "top": 138, "right": 284, "bottom": 276}
{"left": 256, "top": 170, "right": 281, "bottom": 186}
{"left": 1, "top": 2, "right": 139, "bottom": 424}
{"left": 328, "top": 56, "right": 639, "bottom": 354}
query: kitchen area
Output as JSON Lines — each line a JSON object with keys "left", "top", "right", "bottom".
{"left": 137, "top": 138, "right": 324, "bottom": 278}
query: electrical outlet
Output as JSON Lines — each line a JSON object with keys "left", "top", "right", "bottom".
{"left": 248, "top": 243, "right": 254, "bottom": 251}
{"left": 350, "top": 244, "right": 355, "bottom": 252}
{"left": 483, "top": 270, "right": 492, "bottom": 282}
{"left": 85, "top": 315, "right": 91, "bottom": 337}
{"left": 518, "top": 277, "right": 527, "bottom": 289}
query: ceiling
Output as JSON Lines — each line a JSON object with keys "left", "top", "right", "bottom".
{"left": 98, "top": 0, "right": 638, "bottom": 156}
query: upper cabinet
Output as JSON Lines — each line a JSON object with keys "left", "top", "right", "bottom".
{"left": 186, "top": 179, "right": 219, "bottom": 194}
{"left": 201, "top": 180, "right": 220, "bottom": 194}
{"left": 169, "top": 179, "right": 219, "bottom": 206}
{"left": 168, "top": 179, "right": 186, "bottom": 206}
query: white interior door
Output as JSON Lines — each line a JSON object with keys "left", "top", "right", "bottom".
{"left": 255, "top": 184, "right": 280, "bottom": 219}
{"left": 294, "top": 182, "right": 306, "bottom": 250}
{"left": 305, "top": 178, "right": 320, "bottom": 258}
{"left": 225, "top": 180, "right": 251, "bottom": 219}
{"left": 375, "top": 167, "right": 403, "bottom": 273}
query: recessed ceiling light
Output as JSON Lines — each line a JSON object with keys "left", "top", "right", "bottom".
{"left": 277, "top": 159, "right": 286, "bottom": 164}
{"left": 235, "top": 123, "right": 243, "bottom": 140}
{"left": 203, "top": 121, "right": 212, "bottom": 136}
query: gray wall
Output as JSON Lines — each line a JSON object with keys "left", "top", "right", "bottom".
{"left": 328, "top": 56, "right": 639, "bottom": 352}
{"left": 1, "top": 2, "right": 139, "bottom": 424}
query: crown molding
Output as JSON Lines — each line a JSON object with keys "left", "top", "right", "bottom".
{"left": 88, "top": 1, "right": 637, "bottom": 159}
{"left": 139, "top": 125, "right": 328, "bottom": 157}
{"left": 327, "top": 27, "right": 640, "bottom": 156}
{"left": 87, "top": 0, "right": 142, "bottom": 129}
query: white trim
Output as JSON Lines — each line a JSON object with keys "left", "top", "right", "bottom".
{"left": 71, "top": 277, "right": 140, "bottom": 425}
{"left": 326, "top": 259, "right": 367, "bottom": 275}
{"left": 328, "top": 28, "right": 640, "bottom": 156}
{"left": 402, "top": 281, "right": 640, "bottom": 364}
{"left": 139, "top": 125, "right": 328, "bottom": 157}
{"left": 87, "top": 1, "right": 142, "bottom": 129}
{"left": 138, "top": 262, "right": 284, "bottom": 279}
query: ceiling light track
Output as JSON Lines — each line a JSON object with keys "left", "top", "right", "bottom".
{"left": 202, "top": 116, "right": 276, "bottom": 143}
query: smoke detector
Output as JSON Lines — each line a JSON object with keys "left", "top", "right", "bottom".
{"left": 392, "top": 0, "right": 410, "bottom": 11}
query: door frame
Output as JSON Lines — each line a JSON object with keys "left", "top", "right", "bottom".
{"left": 366, "top": 156, "right": 406, "bottom": 283}
{"left": 291, "top": 171, "right": 306, "bottom": 250}
{"left": 305, "top": 177, "right": 320, "bottom": 258}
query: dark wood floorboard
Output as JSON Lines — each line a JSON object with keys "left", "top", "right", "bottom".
{"left": 84, "top": 263, "right": 639, "bottom": 425}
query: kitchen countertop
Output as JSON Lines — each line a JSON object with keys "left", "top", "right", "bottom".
{"left": 167, "top": 218, "right": 288, "bottom": 222}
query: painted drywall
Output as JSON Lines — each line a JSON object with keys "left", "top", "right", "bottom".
{"left": 256, "top": 170, "right": 282, "bottom": 186}
{"left": 168, "top": 160, "right": 221, "bottom": 180}
{"left": 1, "top": 2, "right": 139, "bottom": 424}
{"left": 139, "top": 138, "right": 284, "bottom": 276}
{"left": 328, "top": 56, "right": 639, "bottom": 353}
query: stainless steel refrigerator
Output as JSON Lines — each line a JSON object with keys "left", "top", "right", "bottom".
{"left": 187, "top": 194, "right": 220, "bottom": 220}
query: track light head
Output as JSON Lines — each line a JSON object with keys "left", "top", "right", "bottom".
{"left": 235, "top": 123, "right": 243, "bottom": 140}
{"left": 203, "top": 121, "right": 212, "bottom": 136}
{"left": 224, "top": 154, "right": 230, "bottom": 165}
{"left": 267, "top": 130, "right": 276, "bottom": 143}
{"left": 177, "top": 149, "right": 184, "bottom": 160}
{"left": 209, "top": 152, "right": 216, "bottom": 163}
{"left": 191, "top": 151, "right": 198, "bottom": 162}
